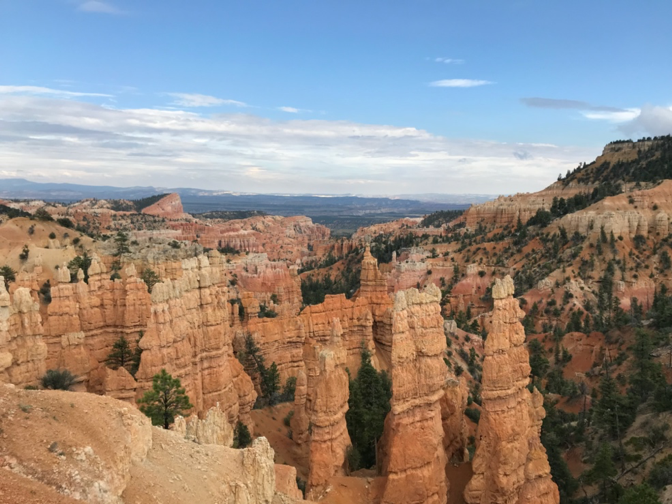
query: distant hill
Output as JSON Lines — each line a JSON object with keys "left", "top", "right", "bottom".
{"left": 563, "top": 135, "right": 672, "bottom": 186}
{"left": 0, "top": 178, "right": 493, "bottom": 233}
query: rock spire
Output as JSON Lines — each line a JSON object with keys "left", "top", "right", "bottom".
{"left": 464, "top": 276, "right": 559, "bottom": 504}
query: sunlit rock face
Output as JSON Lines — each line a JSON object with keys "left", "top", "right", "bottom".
{"left": 464, "top": 276, "right": 559, "bottom": 504}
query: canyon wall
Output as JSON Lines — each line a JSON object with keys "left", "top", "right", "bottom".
{"left": 556, "top": 179, "right": 672, "bottom": 239}
{"left": 1, "top": 233, "right": 472, "bottom": 504}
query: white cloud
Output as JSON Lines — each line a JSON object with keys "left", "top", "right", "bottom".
{"left": 0, "top": 85, "right": 112, "bottom": 98}
{"left": 582, "top": 108, "right": 640, "bottom": 123}
{"left": 0, "top": 92, "right": 597, "bottom": 195}
{"left": 619, "top": 105, "right": 672, "bottom": 136}
{"left": 77, "top": 1, "right": 124, "bottom": 14}
{"left": 434, "top": 57, "right": 464, "bottom": 64}
{"left": 429, "top": 79, "right": 493, "bottom": 88}
{"left": 278, "top": 106, "right": 299, "bottom": 113}
{"left": 166, "top": 93, "right": 247, "bottom": 108}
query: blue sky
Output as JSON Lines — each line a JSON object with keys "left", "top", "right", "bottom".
{"left": 1, "top": 0, "right": 671, "bottom": 195}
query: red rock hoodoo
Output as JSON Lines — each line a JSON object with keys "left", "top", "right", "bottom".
{"left": 464, "top": 276, "right": 559, "bottom": 504}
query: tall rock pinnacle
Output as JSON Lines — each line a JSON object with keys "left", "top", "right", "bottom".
{"left": 464, "top": 276, "right": 559, "bottom": 504}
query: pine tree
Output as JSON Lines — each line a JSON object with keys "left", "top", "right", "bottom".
{"left": 106, "top": 335, "right": 134, "bottom": 371}
{"left": 594, "top": 368, "right": 634, "bottom": 440}
{"left": 234, "top": 421, "right": 252, "bottom": 448}
{"left": 114, "top": 231, "right": 130, "bottom": 257}
{"left": 584, "top": 443, "right": 618, "bottom": 499}
{"left": 629, "top": 330, "right": 660, "bottom": 403}
{"left": 262, "top": 362, "right": 280, "bottom": 404}
{"left": 618, "top": 483, "right": 660, "bottom": 504}
{"left": 138, "top": 369, "right": 193, "bottom": 428}
{"left": 528, "top": 339, "right": 549, "bottom": 387}
{"left": 345, "top": 349, "right": 392, "bottom": 469}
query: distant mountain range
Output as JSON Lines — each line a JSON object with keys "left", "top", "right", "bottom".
{"left": 0, "top": 178, "right": 495, "bottom": 233}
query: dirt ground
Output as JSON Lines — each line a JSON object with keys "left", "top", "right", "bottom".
{"left": 251, "top": 402, "right": 310, "bottom": 479}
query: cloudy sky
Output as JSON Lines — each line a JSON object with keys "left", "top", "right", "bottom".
{"left": 1, "top": 0, "right": 671, "bottom": 195}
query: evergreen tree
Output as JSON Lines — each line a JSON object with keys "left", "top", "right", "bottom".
{"left": 280, "top": 376, "right": 297, "bottom": 402}
{"left": 262, "top": 362, "right": 281, "bottom": 405}
{"left": 234, "top": 421, "right": 252, "bottom": 448}
{"left": 114, "top": 231, "right": 130, "bottom": 257}
{"left": 67, "top": 253, "right": 92, "bottom": 283}
{"left": 140, "top": 268, "right": 160, "bottom": 293}
{"left": 618, "top": 483, "right": 661, "bottom": 504}
{"left": 650, "top": 285, "right": 672, "bottom": 329}
{"left": 41, "top": 369, "right": 76, "bottom": 390}
{"left": 138, "top": 369, "right": 193, "bottom": 428}
{"left": 528, "top": 339, "right": 549, "bottom": 386}
{"left": 630, "top": 297, "right": 643, "bottom": 326}
{"left": 629, "top": 330, "right": 660, "bottom": 403}
{"left": 541, "top": 429, "right": 578, "bottom": 503}
{"left": 0, "top": 265, "right": 16, "bottom": 289}
{"left": 345, "top": 349, "right": 392, "bottom": 469}
{"left": 106, "top": 335, "right": 134, "bottom": 371}
{"left": 584, "top": 443, "right": 618, "bottom": 500}
{"left": 594, "top": 368, "right": 634, "bottom": 439}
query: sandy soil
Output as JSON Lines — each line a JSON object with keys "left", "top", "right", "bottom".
{"left": 447, "top": 462, "right": 473, "bottom": 504}
{"left": 0, "top": 470, "right": 80, "bottom": 504}
{"left": 251, "top": 402, "right": 310, "bottom": 479}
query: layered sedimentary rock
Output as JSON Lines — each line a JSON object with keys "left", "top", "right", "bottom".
{"left": 0, "top": 282, "right": 47, "bottom": 386}
{"left": 441, "top": 377, "right": 469, "bottom": 463}
{"left": 43, "top": 257, "right": 151, "bottom": 387}
{"left": 0, "top": 384, "right": 305, "bottom": 504}
{"left": 235, "top": 254, "right": 303, "bottom": 317}
{"left": 89, "top": 365, "right": 137, "bottom": 403}
{"left": 355, "top": 246, "right": 395, "bottom": 367}
{"left": 378, "top": 284, "right": 450, "bottom": 504}
{"left": 141, "top": 193, "right": 190, "bottom": 220}
{"left": 299, "top": 295, "right": 375, "bottom": 371}
{"left": 290, "top": 369, "right": 310, "bottom": 445}
{"left": 170, "top": 214, "right": 330, "bottom": 260}
{"left": 556, "top": 179, "right": 672, "bottom": 238}
{"left": 136, "top": 254, "right": 257, "bottom": 427}
{"left": 464, "top": 276, "right": 559, "bottom": 504}
{"left": 301, "top": 326, "right": 351, "bottom": 493}
{"left": 173, "top": 404, "right": 234, "bottom": 447}
{"left": 275, "top": 464, "right": 304, "bottom": 500}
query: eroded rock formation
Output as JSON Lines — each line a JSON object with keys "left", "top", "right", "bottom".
{"left": 301, "top": 326, "right": 351, "bottom": 493}
{"left": 378, "top": 284, "right": 450, "bottom": 504}
{"left": 173, "top": 403, "right": 234, "bottom": 447}
{"left": 464, "top": 276, "right": 559, "bottom": 504}
{"left": 0, "top": 384, "right": 306, "bottom": 504}
{"left": 0, "top": 282, "right": 47, "bottom": 387}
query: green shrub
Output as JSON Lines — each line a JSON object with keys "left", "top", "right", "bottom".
{"left": 56, "top": 217, "right": 74, "bottom": 229}
{"left": 346, "top": 445, "right": 362, "bottom": 472}
{"left": 41, "top": 369, "right": 76, "bottom": 390}
{"left": 649, "top": 455, "right": 672, "bottom": 488}
{"left": 1, "top": 265, "right": 16, "bottom": 289}
{"left": 465, "top": 407, "right": 481, "bottom": 424}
